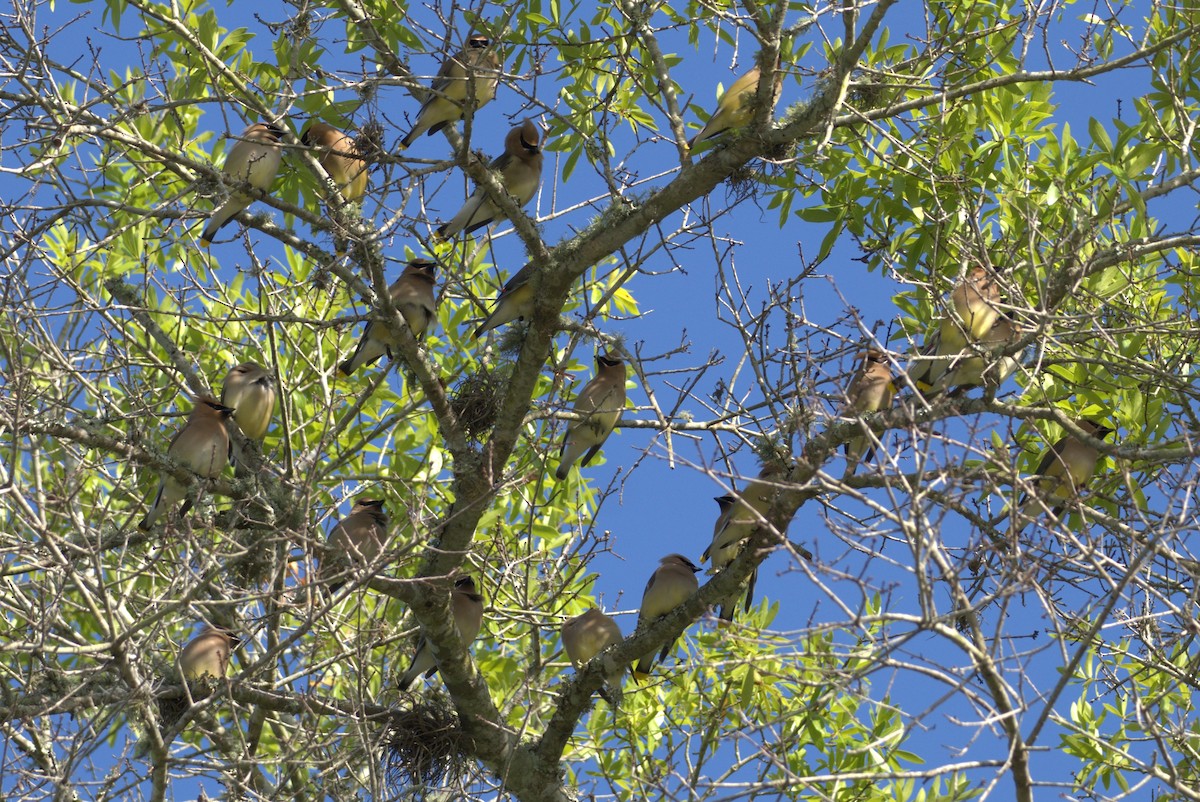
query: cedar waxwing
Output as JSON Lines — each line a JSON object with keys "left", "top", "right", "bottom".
{"left": 199, "top": 123, "right": 285, "bottom": 246}
{"left": 929, "top": 315, "right": 1021, "bottom": 397}
{"left": 317, "top": 498, "right": 389, "bottom": 594}
{"left": 220, "top": 362, "right": 275, "bottom": 441}
{"left": 338, "top": 259, "right": 439, "bottom": 377}
{"left": 398, "top": 576, "right": 486, "bottom": 691}
{"left": 138, "top": 396, "right": 235, "bottom": 531}
{"left": 1019, "top": 420, "right": 1114, "bottom": 519}
{"left": 300, "top": 122, "right": 368, "bottom": 204}
{"left": 152, "top": 624, "right": 239, "bottom": 740}
{"left": 561, "top": 608, "right": 623, "bottom": 670}
{"left": 706, "top": 463, "right": 788, "bottom": 557}
{"left": 434, "top": 120, "right": 543, "bottom": 240}
{"left": 909, "top": 266, "right": 1002, "bottom": 395}
{"left": 688, "top": 60, "right": 783, "bottom": 148}
{"left": 178, "top": 626, "right": 238, "bottom": 683}
{"left": 843, "top": 348, "right": 897, "bottom": 476}
{"left": 700, "top": 494, "right": 758, "bottom": 622}
{"left": 473, "top": 262, "right": 536, "bottom": 338}
{"left": 400, "top": 34, "right": 501, "bottom": 148}
{"left": 632, "top": 554, "right": 700, "bottom": 680}
{"left": 554, "top": 353, "right": 627, "bottom": 481}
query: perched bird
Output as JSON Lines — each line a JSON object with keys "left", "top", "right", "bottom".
{"left": 633, "top": 554, "right": 700, "bottom": 681}
{"left": 300, "top": 122, "right": 368, "bottom": 204}
{"left": 139, "top": 396, "right": 235, "bottom": 531}
{"left": 199, "top": 122, "right": 285, "bottom": 246}
{"left": 434, "top": 119, "right": 543, "bottom": 240}
{"left": 401, "top": 34, "right": 501, "bottom": 148}
{"left": 909, "top": 266, "right": 1002, "bottom": 395}
{"left": 179, "top": 625, "right": 239, "bottom": 684}
{"left": 1019, "top": 420, "right": 1114, "bottom": 520}
{"left": 338, "top": 259, "right": 439, "bottom": 377}
{"left": 473, "top": 262, "right": 536, "bottom": 338}
{"left": 561, "top": 607, "right": 623, "bottom": 670}
{"left": 317, "top": 498, "right": 389, "bottom": 594}
{"left": 700, "top": 494, "right": 757, "bottom": 622}
{"left": 688, "top": 59, "right": 783, "bottom": 148}
{"left": 705, "top": 463, "right": 788, "bottom": 559}
{"left": 554, "top": 353, "right": 627, "bottom": 481}
{"left": 151, "top": 624, "right": 240, "bottom": 742}
{"left": 398, "top": 576, "right": 486, "bottom": 691}
{"left": 929, "top": 314, "right": 1021, "bottom": 397}
{"left": 843, "top": 348, "right": 896, "bottom": 476}
{"left": 220, "top": 362, "right": 275, "bottom": 441}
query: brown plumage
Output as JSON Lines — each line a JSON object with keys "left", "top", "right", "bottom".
{"left": 909, "top": 266, "right": 1002, "bottom": 395}
{"left": 555, "top": 353, "right": 627, "bottom": 481}
{"left": 434, "top": 120, "right": 543, "bottom": 240}
{"left": 220, "top": 362, "right": 275, "bottom": 441}
{"left": 138, "top": 396, "right": 235, "bottom": 530}
{"left": 700, "top": 494, "right": 757, "bottom": 622}
{"left": 632, "top": 554, "right": 700, "bottom": 681}
{"left": 179, "top": 626, "right": 238, "bottom": 683}
{"left": 301, "top": 122, "right": 368, "bottom": 203}
{"left": 398, "top": 576, "right": 486, "bottom": 690}
{"left": 473, "top": 263, "right": 536, "bottom": 338}
{"left": 338, "top": 259, "right": 439, "bottom": 377}
{"left": 401, "top": 34, "right": 501, "bottom": 148}
{"left": 317, "top": 498, "right": 389, "bottom": 594}
{"left": 843, "top": 348, "right": 896, "bottom": 475}
{"left": 705, "top": 463, "right": 788, "bottom": 559}
{"left": 930, "top": 315, "right": 1021, "bottom": 397}
{"left": 200, "top": 123, "right": 285, "bottom": 246}
{"left": 1019, "top": 420, "right": 1114, "bottom": 519}
{"left": 561, "top": 608, "right": 623, "bottom": 670}
{"left": 688, "top": 59, "right": 783, "bottom": 148}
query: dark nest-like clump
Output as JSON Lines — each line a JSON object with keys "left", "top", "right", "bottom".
{"left": 383, "top": 692, "right": 473, "bottom": 791}
{"left": 450, "top": 364, "right": 511, "bottom": 440}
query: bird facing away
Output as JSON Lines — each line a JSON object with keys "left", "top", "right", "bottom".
{"left": 473, "top": 262, "right": 536, "bottom": 338}
{"left": 929, "top": 314, "right": 1021, "bottom": 397}
{"left": 178, "top": 625, "right": 238, "bottom": 684}
{"left": 220, "top": 362, "right": 275, "bottom": 442}
{"left": 909, "top": 266, "right": 1002, "bottom": 395}
{"left": 705, "top": 462, "right": 789, "bottom": 559}
{"left": 633, "top": 554, "right": 701, "bottom": 681}
{"left": 843, "top": 348, "right": 897, "bottom": 476}
{"left": 554, "top": 353, "right": 627, "bottom": 481}
{"left": 434, "top": 119, "right": 543, "bottom": 240}
{"left": 688, "top": 59, "right": 783, "bottom": 148}
{"left": 561, "top": 607, "right": 623, "bottom": 670}
{"left": 199, "top": 122, "right": 285, "bottom": 246}
{"left": 401, "top": 34, "right": 501, "bottom": 148}
{"left": 300, "top": 122, "right": 368, "bottom": 204}
{"left": 338, "top": 259, "right": 439, "bottom": 377}
{"left": 138, "top": 396, "right": 235, "bottom": 531}
{"left": 700, "top": 494, "right": 758, "bottom": 622}
{"left": 317, "top": 498, "right": 390, "bottom": 594}
{"left": 398, "top": 576, "right": 486, "bottom": 691}
{"left": 1019, "top": 419, "right": 1114, "bottom": 520}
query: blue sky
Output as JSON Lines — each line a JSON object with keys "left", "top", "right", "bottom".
{"left": 5, "top": 0, "right": 1184, "bottom": 798}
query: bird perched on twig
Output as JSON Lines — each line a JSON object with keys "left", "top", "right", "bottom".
{"left": 199, "top": 122, "right": 285, "bottom": 246}
{"left": 434, "top": 120, "right": 543, "bottom": 241}
{"left": 555, "top": 353, "right": 627, "bottom": 481}
{"left": 139, "top": 396, "right": 235, "bottom": 531}
{"left": 688, "top": 58, "right": 783, "bottom": 149}
{"left": 398, "top": 576, "right": 486, "bottom": 691}
{"left": 339, "top": 259, "right": 439, "bottom": 377}
{"left": 632, "top": 554, "right": 700, "bottom": 681}
{"left": 401, "top": 33, "right": 501, "bottom": 148}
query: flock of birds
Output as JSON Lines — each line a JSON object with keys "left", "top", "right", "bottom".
{"left": 147, "top": 34, "right": 1115, "bottom": 711}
